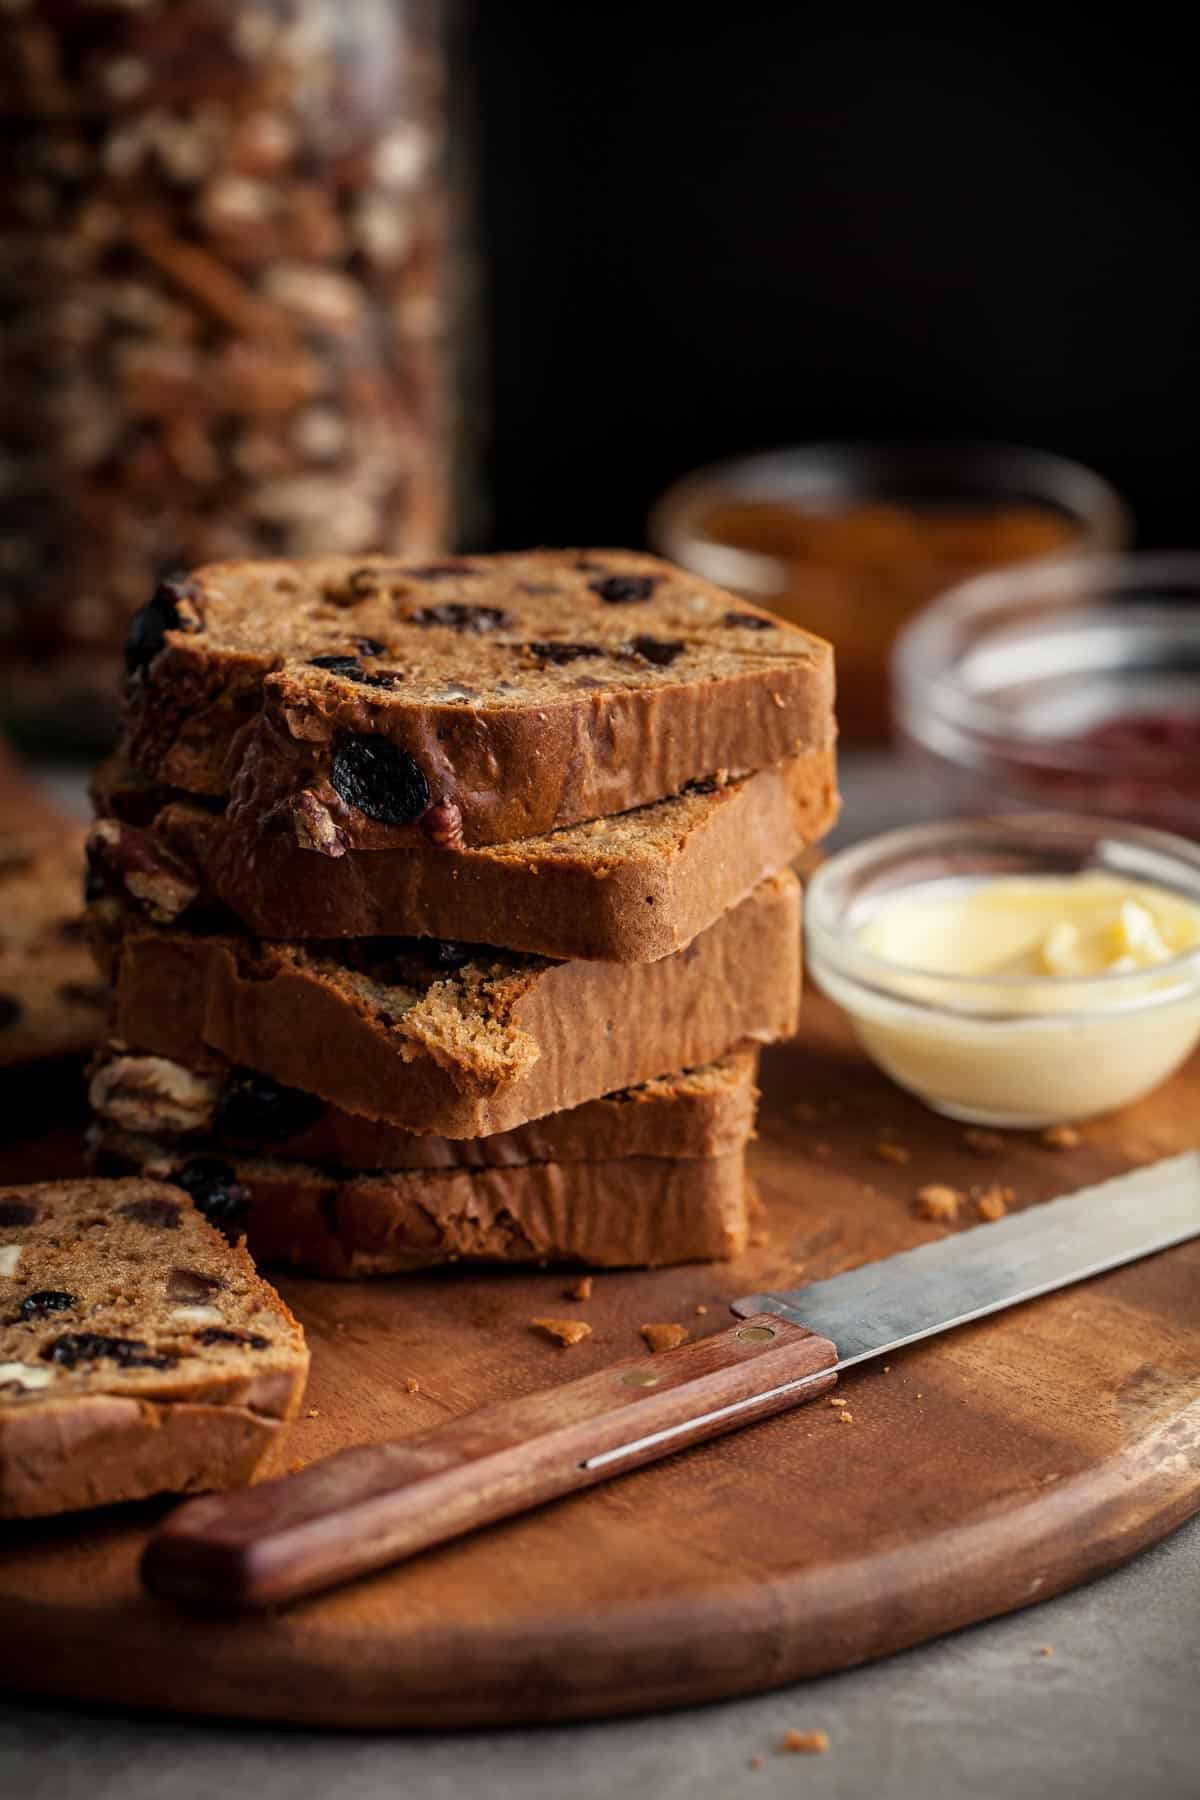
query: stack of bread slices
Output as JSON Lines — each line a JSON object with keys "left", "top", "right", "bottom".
{"left": 84, "top": 549, "right": 837, "bottom": 1278}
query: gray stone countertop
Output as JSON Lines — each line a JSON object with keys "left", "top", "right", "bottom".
{"left": 3, "top": 752, "right": 1197, "bottom": 1800}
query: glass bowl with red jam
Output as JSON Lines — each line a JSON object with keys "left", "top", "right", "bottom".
{"left": 893, "top": 554, "right": 1200, "bottom": 838}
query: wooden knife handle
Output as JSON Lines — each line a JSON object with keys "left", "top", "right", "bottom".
{"left": 141, "top": 1314, "right": 837, "bottom": 1611}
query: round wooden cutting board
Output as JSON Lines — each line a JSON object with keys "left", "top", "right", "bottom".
{"left": 2, "top": 997, "right": 1198, "bottom": 1729}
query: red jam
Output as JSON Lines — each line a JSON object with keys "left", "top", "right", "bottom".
{"left": 1076, "top": 712, "right": 1200, "bottom": 757}
{"left": 1022, "top": 710, "right": 1200, "bottom": 838}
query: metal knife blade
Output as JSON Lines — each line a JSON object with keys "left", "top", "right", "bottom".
{"left": 580, "top": 1151, "right": 1200, "bottom": 1474}
{"left": 732, "top": 1149, "right": 1200, "bottom": 1364}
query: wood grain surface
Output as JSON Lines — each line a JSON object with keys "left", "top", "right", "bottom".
{"left": 1, "top": 996, "right": 1198, "bottom": 1729}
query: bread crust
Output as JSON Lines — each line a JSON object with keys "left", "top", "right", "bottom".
{"left": 1, "top": 1393, "right": 295, "bottom": 1520}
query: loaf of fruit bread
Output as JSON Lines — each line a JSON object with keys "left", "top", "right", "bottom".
{"left": 121, "top": 550, "right": 835, "bottom": 848}
{"left": 89, "top": 870, "right": 800, "bottom": 1136}
{"left": 89, "top": 1045, "right": 759, "bottom": 1170}
{"left": 1, "top": 826, "right": 106, "bottom": 1074}
{"left": 0, "top": 1178, "right": 308, "bottom": 1519}
{"left": 91, "top": 742, "right": 837, "bottom": 958}
{"left": 95, "top": 1136, "right": 754, "bottom": 1276}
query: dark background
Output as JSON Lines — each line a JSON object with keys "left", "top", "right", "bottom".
{"left": 468, "top": 5, "right": 1200, "bottom": 550}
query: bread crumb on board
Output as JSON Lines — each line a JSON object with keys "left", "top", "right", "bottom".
{"left": 566, "top": 1275, "right": 593, "bottom": 1301}
{"left": 876, "top": 1139, "right": 912, "bottom": 1164}
{"left": 640, "top": 1322, "right": 689, "bottom": 1353}
{"left": 779, "top": 1729, "right": 831, "bottom": 1754}
{"left": 306, "top": 1406, "right": 320, "bottom": 1419}
{"left": 532, "top": 1317, "right": 593, "bottom": 1347}
{"left": 1041, "top": 1124, "right": 1081, "bottom": 1149}
{"left": 838, "top": 1409, "right": 854, "bottom": 1424}
{"left": 405, "top": 1376, "right": 420, "bottom": 1394}
{"left": 915, "top": 1183, "right": 962, "bottom": 1221}
{"left": 695, "top": 1303, "right": 708, "bottom": 1315}
{"left": 976, "top": 1185, "right": 1012, "bottom": 1221}
{"left": 963, "top": 1127, "right": 1004, "bottom": 1155}
{"left": 1037, "top": 1644, "right": 1055, "bottom": 1658}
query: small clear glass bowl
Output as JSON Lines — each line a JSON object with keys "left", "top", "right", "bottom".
{"left": 649, "top": 441, "right": 1130, "bottom": 741}
{"left": 806, "top": 815, "right": 1200, "bottom": 1128}
{"left": 892, "top": 553, "right": 1200, "bottom": 839}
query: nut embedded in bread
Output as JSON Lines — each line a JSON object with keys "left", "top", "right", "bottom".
{"left": 0, "top": 1178, "right": 308, "bottom": 1518}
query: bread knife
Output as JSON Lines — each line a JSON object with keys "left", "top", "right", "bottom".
{"left": 141, "top": 1151, "right": 1200, "bottom": 1611}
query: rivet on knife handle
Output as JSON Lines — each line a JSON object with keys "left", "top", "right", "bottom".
{"left": 141, "top": 1316, "right": 838, "bottom": 1611}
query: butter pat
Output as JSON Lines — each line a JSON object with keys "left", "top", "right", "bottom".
{"left": 837, "top": 873, "right": 1200, "bottom": 1126}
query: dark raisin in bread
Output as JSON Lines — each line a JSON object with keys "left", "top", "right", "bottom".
{"left": 0, "top": 1178, "right": 308, "bottom": 1518}
{"left": 122, "top": 550, "right": 835, "bottom": 848}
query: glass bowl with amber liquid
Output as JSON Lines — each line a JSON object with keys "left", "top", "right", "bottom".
{"left": 649, "top": 442, "right": 1130, "bottom": 740}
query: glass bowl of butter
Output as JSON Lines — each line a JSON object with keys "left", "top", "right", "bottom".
{"left": 806, "top": 814, "right": 1200, "bottom": 1127}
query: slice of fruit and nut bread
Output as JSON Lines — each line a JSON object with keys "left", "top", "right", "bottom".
{"left": 96, "top": 1137, "right": 753, "bottom": 1276}
{"left": 88, "top": 871, "right": 801, "bottom": 1136}
{"left": 0, "top": 1177, "right": 308, "bottom": 1518}
{"left": 89, "top": 742, "right": 837, "bottom": 959}
{"left": 89, "top": 1045, "right": 760, "bottom": 1169}
{"left": 1, "top": 827, "right": 106, "bottom": 1074}
{"left": 122, "top": 550, "right": 835, "bottom": 848}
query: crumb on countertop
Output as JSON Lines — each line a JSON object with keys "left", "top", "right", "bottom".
{"left": 1041, "top": 1124, "right": 1081, "bottom": 1150}
{"left": 405, "top": 1376, "right": 420, "bottom": 1394}
{"left": 876, "top": 1140, "right": 912, "bottom": 1164}
{"left": 695, "top": 1303, "right": 708, "bottom": 1315}
{"left": 963, "top": 1127, "right": 1004, "bottom": 1155}
{"left": 976, "top": 1185, "right": 1012, "bottom": 1221}
{"left": 1038, "top": 1644, "right": 1054, "bottom": 1658}
{"left": 566, "top": 1275, "right": 593, "bottom": 1301}
{"left": 306, "top": 1406, "right": 320, "bottom": 1419}
{"left": 837, "top": 1409, "right": 854, "bottom": 1424}
{"left": 915, "top": 1183, "right": 963, "bottom": 1222}
{"left": 532, "top": 1317, "right": 593, "bottom": 1347}
{"left": 641, "top": 1322, "right": 689, "bottom": 1353}
{"left": 779, "top": 1729, "right": 830, "bottom": 1755}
